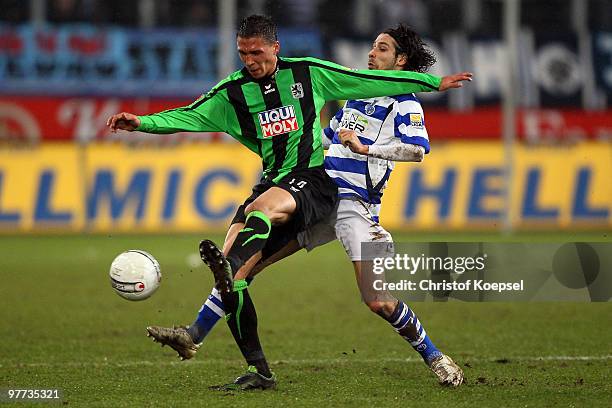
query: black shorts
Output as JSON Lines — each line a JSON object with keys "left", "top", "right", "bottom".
{"left": 231, "top": 166, "right": 338, "bottom": 257}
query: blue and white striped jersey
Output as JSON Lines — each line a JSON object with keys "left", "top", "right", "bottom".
{"left": 323, "top": 94, "right": 429, "bottom": 219}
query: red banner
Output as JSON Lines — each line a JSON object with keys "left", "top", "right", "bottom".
{"left": 0, "top": 96, "right": 227, "bottom": 144}
{"left": 425, "top": 107, "right": 612, "bottom": 142}
{"left": 1, "top": 97, "right": 611, "bottom": 143}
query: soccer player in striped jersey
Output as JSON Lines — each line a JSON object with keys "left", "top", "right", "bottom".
{"left": 303, "top": 24, "right": 465, "bottom": 386}
{"left": 109, "top": 16, "right": 471, "bottom": 390}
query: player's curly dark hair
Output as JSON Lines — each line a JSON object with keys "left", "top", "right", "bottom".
{"left": 237, "top": 14, "right": 278, "bottom": 44}
{"left": 383, "top": 24, "right": 436, "bottom": 73}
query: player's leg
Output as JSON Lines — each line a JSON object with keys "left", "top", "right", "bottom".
{"left": 250, "top": 237, "right": 302, "bottom": 275}
{"left": 211, "top": 169, "right": 338, "bottom": 389}
{"left": 148, "top": 224, "right": 302, "bottom": 359}
{"left": 355, "top": 261, "right": 463, "bottom": 386}
{"left": 147, "top": 179, "right": 298, "bottom": 366}
{"left": 353, "top": 261, "right": 444, "bottom": 363}
{"left": 145, "top": 215, "right": 334, "bottom": 361}
{"left": 147, "top": 182, "right": 263, "bottom": 355}
{"left": 146, "top": 222, "right": 244, "bottom": 359}
{"left": 198, "top": 188, "right": 297, "bottom": 386}
{"left": 185, "top": 181, "right": 281, "bottom": 345}
{"left": 148, "top": 172, "right": 282, "bottom": 347}
{"left": 201, "top": 238, "right": 275, "bottom": 388}
{"left": 338, "top": 199, "right": 463, "bottom": 386}
{"left": 185, "top": 222, "right": 244, "bottom": 344}
{"left": 224, "top": 186, "right": 296, "bottom": 279}
{"left": 189, "top": 226, "right": 303, "bottom": 343}
{"left": 202, "top": 209, "right": 336, "bottom": 360}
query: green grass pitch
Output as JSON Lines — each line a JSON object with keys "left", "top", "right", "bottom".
{"left": 0, "top": 232, "right": 610, "bottom": 407}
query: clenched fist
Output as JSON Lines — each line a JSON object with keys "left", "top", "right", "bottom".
{"left": 338, "top": 128, "right": 368, "bottom": 155}
{"left": 106, "top": 112, "right": 141, "bottom": 132}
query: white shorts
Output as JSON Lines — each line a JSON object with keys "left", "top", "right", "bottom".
{"left": 297, "top": 198, "right": 394, "bottom": 261}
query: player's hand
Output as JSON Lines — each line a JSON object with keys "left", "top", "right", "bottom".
{"left": 106, "top": 112, "right": 141, "bottom": 132}
{"left": 338, "top": 128, "right": 368, "bottom": 155}
{"left": 439, "top": 72, "right": 473, "bottom": 91}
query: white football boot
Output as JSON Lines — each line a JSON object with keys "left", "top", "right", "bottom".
{"left": 429, "top": 354, "right": 464, "bottom": 387}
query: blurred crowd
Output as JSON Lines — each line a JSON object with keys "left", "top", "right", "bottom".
{"left": 1, "top": 0, "right": 611, "bottom": 35}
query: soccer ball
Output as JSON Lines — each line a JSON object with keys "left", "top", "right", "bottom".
{"left": 109, "top": 250, "right": 161, "bottom": 301}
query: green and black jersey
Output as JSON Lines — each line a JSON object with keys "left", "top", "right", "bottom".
{"left": 137, "top": 56, "right": 441, "bottom": 183}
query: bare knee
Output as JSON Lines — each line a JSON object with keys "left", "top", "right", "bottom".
{"left": 245, "top": 201, "right": 271, "bottom": 217}
{"left": 365, "top": 301, "right": 396, "bottom": 318}
{"left": 244, "top": 201, "right": 288, "bottom": 224}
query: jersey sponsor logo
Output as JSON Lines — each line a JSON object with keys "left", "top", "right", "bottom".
{"left": 290, "top": 82, "right": 304, "bottom": 99}
{"left": 410, "top": 113, "right": 424, "bottom": 129}
{"left": 340, "top": 112, "right": 368, "bottom": 133}
{"left": 258, "top": 105, "right": 299, "bottom": 137}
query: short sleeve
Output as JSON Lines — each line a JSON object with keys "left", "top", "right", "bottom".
{"left": 393, "top": 95, "right": 430, "bottom": 153}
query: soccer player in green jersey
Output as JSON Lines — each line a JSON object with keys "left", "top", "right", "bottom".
{"left": 107, "top": 15, "right": 472, "bottom": 390}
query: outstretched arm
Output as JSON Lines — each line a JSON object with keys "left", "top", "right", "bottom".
{"left": 301, "top": 57, "right": 473, "bottom": 101}
{"left": 439, "top": 72, "right": 473, "bottom": 91}
{"left": 106, "top": 87, "right": 229, "bottom": 135}
{"left": 107, "top": 112, "right": 141, "bottom": 132}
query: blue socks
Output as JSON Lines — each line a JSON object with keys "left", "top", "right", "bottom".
{"left": 187, "top": 287, "right": 442, "bottom": 367}
{"left": 187, "top": 287, "right": 225, "bottom": 343}
{"left": 188, "top": 277, "right": 258, "bottom": 343}
{"left": 387, "top": 301, "right": 442, "bottom": 364}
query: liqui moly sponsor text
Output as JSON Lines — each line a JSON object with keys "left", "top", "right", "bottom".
{"left": 257, "top": 105, "right": 299, "bottom": 137}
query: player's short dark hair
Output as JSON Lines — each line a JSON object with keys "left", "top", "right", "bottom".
{"left": 383, "top": 24, "right": 436, "bottom": 73}
{"left": 237, "top": 15, "right": 278, "bottom": 44}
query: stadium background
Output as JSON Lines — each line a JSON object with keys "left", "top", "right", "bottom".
{"left": 1, "top": 0, "right": 610, "bottom": 233}
{"left": 0, "top": 1, "right": 610, "bottom": 407}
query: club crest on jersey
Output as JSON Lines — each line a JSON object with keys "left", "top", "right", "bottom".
{"left": 290, "top": 82, "right": 304, "bottom": 99}
{"left": 258, "top": 105, "right": 299, "bottom": 137}
{"left": 365, "top": 103, "right": 376, "bottom": 115}
{"left": 409, "top": 113, "right": 424, "bottom": 128}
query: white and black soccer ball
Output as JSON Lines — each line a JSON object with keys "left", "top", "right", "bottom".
{"left": 109, "top": 250, "right": 161, "bottom": 301}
